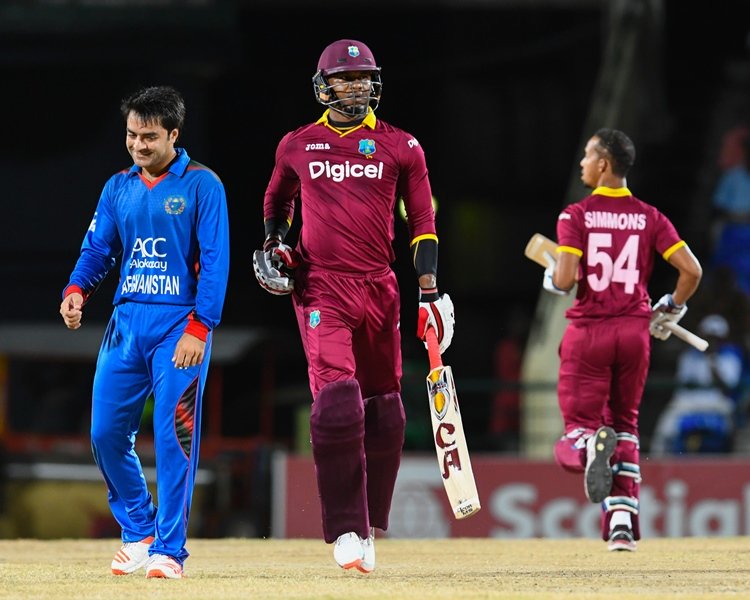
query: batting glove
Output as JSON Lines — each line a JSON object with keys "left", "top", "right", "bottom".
{"left": 649, "top": 293, "right": 687, "bottom": 340}
{"left": 417, "top": 291, "right": 455, "bottom": 354}
{"left": 542, "top": 251, "right": 568, "bottom": 296}
{"left": 253, "top": 238, "right": 300, "bottom": 296}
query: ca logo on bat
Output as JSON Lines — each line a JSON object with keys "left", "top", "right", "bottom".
{"left": 428, "top": 367, "right": 464, "bottom": 479}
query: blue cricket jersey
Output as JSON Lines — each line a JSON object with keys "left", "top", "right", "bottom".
{"left": 65, "top": 148, "right": 229, "bottom": 331}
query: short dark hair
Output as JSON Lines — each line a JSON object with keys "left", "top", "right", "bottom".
{"left": 120, "top": 86, "right": 185, "bottom": 132}
{"left": 593, "top": 128, "right": 636, "bottom": 177}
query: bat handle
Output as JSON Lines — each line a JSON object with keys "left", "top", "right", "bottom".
{"left": 425, "top": 327, "right": 443, "bottom": 370}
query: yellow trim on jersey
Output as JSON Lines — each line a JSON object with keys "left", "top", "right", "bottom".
{"left": 316, "top": 108, "right": 377, "bottom": 137}
{"left": 558, "top": 245, "right": 583, "bottom": 257}
{"left": 410, "top": 233, "right": 438, "bottom": 246}
{"left": 263, "top": 216, "right": 293, "bottom": 227}
{"left": 663, "top": 240, "right": 686, "bottom": 261}
{"left": 591, "top": 186, "right": 632, "bottom": 197}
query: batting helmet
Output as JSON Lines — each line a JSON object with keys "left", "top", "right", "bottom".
{"left": 312, "top": 39, "right": 382, "bottom": 116}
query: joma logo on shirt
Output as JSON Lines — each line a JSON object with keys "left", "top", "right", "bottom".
{"left": 305, "top": 143, "right": 331, "bottom": 151}
{"left": 308, "top": 160, "right": 384, "bottom": 183}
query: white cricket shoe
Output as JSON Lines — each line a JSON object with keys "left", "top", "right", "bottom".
{"left": 110, "top": 536, "right": 154, "bottom": 575}
{"left": 585, "top": 426, "right": 616, "bottom": 503}
{"left": 333, "top": 532, "right": 364, "bottom": 570}
{"left": 357, "top": 528, "right": 375, "bottom": 573}
{"left": 145, "top": 554, "right": 184, "bottom": 579}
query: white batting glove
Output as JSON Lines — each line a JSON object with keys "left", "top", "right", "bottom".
{"left": 417, "top": 292, "right": 455, "bottom": 354}
{"left": 253, "top": 240, "right": 300, "bottom": 296}
{"left": 649, "top": 293, "right": 687, "bottom": 340}
{"left": 542, "top": 251, "right": 568, "bottom": 296}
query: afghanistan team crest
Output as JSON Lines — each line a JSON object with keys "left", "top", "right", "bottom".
{"left": 358, "top": 139, "right": 376, "bottom": 157}
{"left": 348, "top": 45, "right": 360, "bottom": 58}
{"left": 164, "top": 196, "right": 186, "bottom": 215}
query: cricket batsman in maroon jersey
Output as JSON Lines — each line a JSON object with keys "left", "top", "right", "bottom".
{"left": 542, "top": 129, "right": 702, "bottom": 551}
{"left": 252, "top": 39, "right": 455, "bottom": 571}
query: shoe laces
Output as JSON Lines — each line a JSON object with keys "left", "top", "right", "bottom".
{"left": 336, "top": 532, "right": 359, "bottom": 546}
{"left": 121, "top": 541, "right": 142, "bottom": 552}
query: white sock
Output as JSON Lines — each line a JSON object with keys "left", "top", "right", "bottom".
{"left": 610, "top": 510, "right": 632, "bottom": 530}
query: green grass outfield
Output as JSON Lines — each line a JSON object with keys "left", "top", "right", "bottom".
{"left": 0, "top": 538, "right": 748, "bottom": 599}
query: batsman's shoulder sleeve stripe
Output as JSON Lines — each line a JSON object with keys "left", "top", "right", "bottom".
{"left": 662, "top": 240, "right": 686, "bottom": 261}
{"left": 410, "top": 233, "right": 438, "bottom": 246}
{"left": 558, "top": 245, "right": 583, "bottom": 257}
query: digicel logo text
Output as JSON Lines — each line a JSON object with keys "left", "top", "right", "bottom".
{"left": 308, "top": 160, "right": 383, "bottom": 182}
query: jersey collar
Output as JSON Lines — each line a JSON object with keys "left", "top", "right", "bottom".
{"left": 591, "top": 186, "right": 632, "bottom": 197}
{"left": 127, "top": 147, "right": 190, "bottom": 178}
{"left": 316, "top": 108, "right": 377, "bottom": 137}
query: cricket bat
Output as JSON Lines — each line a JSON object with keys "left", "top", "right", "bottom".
{"left": 524, "top": 232, "right": 709, "bottom": 352}
{"left": 425, "top": 327, "right": 481, "bottom": 519}
{"left": 657, "top": 320, "right": 709, "bottom": 352}
{"left": 524, "top": 232, "right": 560, "bottom": 267}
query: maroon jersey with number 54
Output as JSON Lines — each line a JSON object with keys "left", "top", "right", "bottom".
{"left": 263, "top": 110, "right": 436, "bottom": 273}
{"left": 556, "top": 186, "right": 685, "bottom": 320}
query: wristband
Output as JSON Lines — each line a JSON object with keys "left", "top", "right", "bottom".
{"left": 419, "top": 287, "right": 439, "bottom": 303}
{"left": 184, "top": 313, "right": 209, "bottom": 342}
{"left": 668, "top": 295, "right": 684, "bottom": 310}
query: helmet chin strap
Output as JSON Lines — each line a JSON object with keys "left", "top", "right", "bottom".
{"left": 331, "top": 101, "right": 368, "bottom": 117}
{"left": 327, "top": 105, "right": 367, "bottom": 127}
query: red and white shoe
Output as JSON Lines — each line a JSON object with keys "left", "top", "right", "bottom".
{"left": 357, "top": 528, "right": 375, "bottom": 573}
{"left": 145, "top": 554, "right": 184, "bottom": 579}
{"left": 111, "top": 536, "right": 154, "bottom": 575}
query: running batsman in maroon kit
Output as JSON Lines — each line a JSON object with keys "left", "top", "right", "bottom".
{"left": 252, "top": 39, "right": 455, "bottom": 572}
{"left": 542, "top": 129, "right": 702, "bottom": 551}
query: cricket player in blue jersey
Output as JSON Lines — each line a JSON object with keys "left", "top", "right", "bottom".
{"left": 59, "top": 86, "right": 229, "bottom": 579}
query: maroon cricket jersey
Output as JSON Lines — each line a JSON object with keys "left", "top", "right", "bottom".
{"left": 556, "top": 186, "right": 685, "bottom": 320}
{"left": 263, "top": 110, "right": 436, "bottom": 273}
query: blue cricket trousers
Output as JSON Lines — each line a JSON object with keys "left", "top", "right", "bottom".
{"left": 90, "top": 301, "right": 212, "bottom": 564}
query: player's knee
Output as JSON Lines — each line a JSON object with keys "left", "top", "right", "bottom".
{"left": 365, "top": 392, "right": 406, "bottom": 447}
{"left": 90, "top": 421, "right": 112, "bottom": 450}
{"left": 311, "top": 379, "right": 365, "bottom": 450}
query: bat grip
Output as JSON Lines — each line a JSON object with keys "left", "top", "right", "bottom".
{"left": 425, "top": 327, "right": 443, "bottom": 370}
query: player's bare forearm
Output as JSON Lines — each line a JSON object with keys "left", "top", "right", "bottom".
{"left": 419, "top": 274, "right": 436, "bottom": 289}
{"left": 669, "top": 246, "right": 703, "bottom": 305}
{"left": 554, "top": 252, "right": 580, "bottom": 291}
